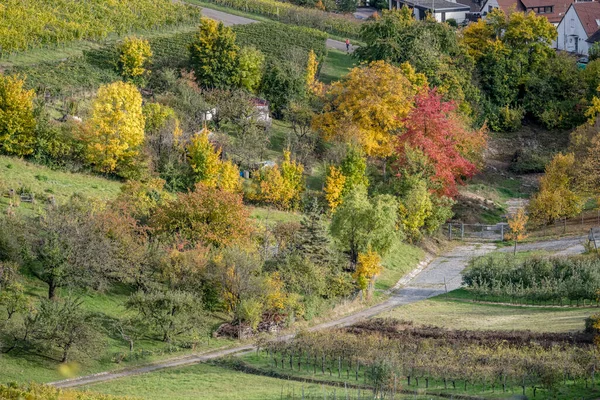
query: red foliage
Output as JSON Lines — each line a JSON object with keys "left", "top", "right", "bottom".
{"left": 395, "top": 90, "right": 485, "bottom": 197}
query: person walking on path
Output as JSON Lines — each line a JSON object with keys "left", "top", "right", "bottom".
{"left": 345, "top": 38, "right": 350, "bottom": 53}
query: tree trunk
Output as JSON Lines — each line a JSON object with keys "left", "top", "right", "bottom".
{"left": 48, "top": 280, "right": 57, "bottom": 300}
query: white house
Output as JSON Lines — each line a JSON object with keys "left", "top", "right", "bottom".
{"left": 389, "top": 0, "right": 471, "bottom": 23}
{"left": 480, "top": 0, "right": 571, "bottom": 25}
{"left": 556, "top": 1, "right": 600, "bottom": 55}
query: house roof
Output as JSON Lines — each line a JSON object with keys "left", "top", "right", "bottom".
{"left": 573, "top": 2, "right": 600, "bottom": 37}
{"left": 520, "top": 0, "right": 571, "bottom": 23}
{"left": 481, "top": 0, "right": 525, "bottom": 13}
{"left": 456, "top": 0, "right": 482, "bottom": 12}
{"left": 399, "top": 0, "right": 471, "bottom": 11}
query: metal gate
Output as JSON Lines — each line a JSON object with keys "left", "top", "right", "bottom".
{"left": 446, "top": 222, "right": 508, "bottom": 241}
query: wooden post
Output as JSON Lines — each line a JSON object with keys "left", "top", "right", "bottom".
{"left": 500, "top": 224, "right": 504, "bottom": 241}
{"left": 461, "top": 223, "right": 464, "bottom": 240}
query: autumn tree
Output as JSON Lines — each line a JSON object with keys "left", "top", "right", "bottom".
{"left": 150, "top": 183, "right": 252, "bottom": 249}
{"left": 528, "top": 153, "right": 584, "bottom": 226}
{"left": 85, "top": 81, "right": 145, "bottom": 175}
{"left": 324, "top": 146, "right": 368, "bottom": 210}
{"left": 506, "top": 208, "right": 528, "bottom": 255}
{"left": 353, "top": 249, "right": 382, "bottom": 294}
{"left": 260, "top": 58, "right": 307, "bottom": 117}
{"left": 398, "top": 178, "right": 433, "bottom": 243}
{"left": 235, "top": 46, "right": 264, "bottom": 92}
{"left": 394, "top": 90, "right": 486, "bottom": 198}
{"left": 250, "top": 151, "right": 305, "bottom": 210}
{"left": 117, "top": 36, "right": 153, "bottom": 85}
{"left": 189, "top": 18, "right": 239, "bottom": 88}
{"left": 314, "top": 61, "right": 425, "bottom": 159}
{"left": 0, "top": 74, "right": 36, "bottom": 156}
{"left": 569, "top": 120, "right": 600, "bottom": 201}
{"left": 330, "top": 185, "right": 398, "bottom": 267}
{"left": 143, "top": 102, "right": 182, "bottom": 162}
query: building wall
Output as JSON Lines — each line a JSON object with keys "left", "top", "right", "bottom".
{"left": 556, "top": 6, "right": 591, "bottom": 55}
{"left": 433, "top": 10, "right": 468, "bottom": 23}
{"left": 480, "top": 0, "right": 500, "bottom": 15}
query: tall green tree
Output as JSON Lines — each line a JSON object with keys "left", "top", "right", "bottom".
{"left": 189, "top": 18, "right": 239, "bottom": 88}
{"left": 330, "top": 185, "right": 398, "bottom": 266}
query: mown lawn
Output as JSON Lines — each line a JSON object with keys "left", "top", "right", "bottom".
{"left": 81, "top": 361, "right": 441, "bottom": 400}
{"left": 379, "top": 293, "right": 592, "bottom": 332}
{"left": 319, "top": 49, "right": 355, "bottom": 84}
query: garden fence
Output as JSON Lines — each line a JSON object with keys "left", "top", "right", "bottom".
{"left": 445, "top": 222, "right": 507, "bottom": 241}
{"left": 590, "top": 227, "right": 600, "bottom": 253}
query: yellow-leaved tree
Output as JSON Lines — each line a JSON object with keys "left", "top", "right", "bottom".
{"left": 353, "top": 249, "right": 382, "bottom": 295}
{"left": 117, "top": 37, "right": 153, "bottom": 84}
{"left": 313, "top": 60, "right": 426, "bottom": 159}
{"left": 250, "top": 151, "right": 305, "bottom": 210}
{"left": 85, "top": 81, "right": 145, "bottom": 174}
{"left": 506, "top": 207, "right": 528, "bottom": 255}
{"left": 528, "top": 153, "right": 584, "bottom": 226}
{"left": 324, "top": 166, "right": 346, "bottom": 211}
{"left": 187, "top": 127, "right": 242, "bottom": 192}
{"left": 306, "top": 49, "right": 323, "bottom": 95}
{"left": 0, "top": 74, "right": 36, "bottom": 156}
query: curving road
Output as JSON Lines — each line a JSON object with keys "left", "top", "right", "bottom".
{"left": 49, "top": 237, "right": 585, "bottom": 389}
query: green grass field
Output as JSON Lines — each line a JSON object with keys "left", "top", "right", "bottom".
{"left": 376, "top": 242, "right": 425, "bottom": 291}
{"left": 319, "top": 49, "right": 355, "bottom": 84}
{"left": 379, "top": 292, "right": 592, "bottom": 332}
{"left": 0, "top": 155, "right": 123, "bottom": 215}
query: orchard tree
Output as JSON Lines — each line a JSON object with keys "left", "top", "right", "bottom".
{"left": 528, "top": 153, "right": 584, "bottom": 226}
{"left": 314, "top": 61, "right": 425, "bottom": 159}
{"left": 324, "top": 146, "right": 369, "bottom": 210}
{"left": 235, "top": 46, "right": 264, "bottom": 92}
{"left": 250, "top": 151, "right": 305, "bottom": 210}
{"left": 330, "top": 185, "right": 398, "bottom": 267}
{"left": 394, "top": 90, "right": 486, "bottom": 198}
{"left": 117, "top": 36, "right": 153, "bottom": 84}
{"left": 0, "top": 74, "right": 36, "bottom": 156}
{"left": 569, "top": 120, "right": 600, "bottom": 199}
{"left": 85, "top": 81, "right": 145, "bottom": 175}
{"left": 189, "top": 18, "right": 239, "bottom": 88}
{"left": 126, "top": 290, "right": 206, "bottom": 343}
{"left": 151, "top": 183, "right": 252, "bottom": 248}
{"left": 324, "top": 166, "right": 346, "bottom": 211}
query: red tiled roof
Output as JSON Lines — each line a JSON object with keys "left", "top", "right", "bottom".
{"left": 521, "top": 0, "right": 571, "bottom": 23}
{"left": 573, "top": 1, "right": 600, "bottom": 37}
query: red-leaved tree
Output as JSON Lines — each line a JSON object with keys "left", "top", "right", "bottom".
{"left": 394, "top": 90, "right": 486, "bottom": 197}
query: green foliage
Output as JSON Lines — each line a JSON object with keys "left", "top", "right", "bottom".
{"left": 330, "top": 185, "right": 398, "bottom": 265}
{"left": 189, "top": 18, "right": 240, "bottom": 89}
{"left": 589, "top": 42, "right": 600, "bottom": 61}
{"left": 235, "top": 46, "right": 265, "bottom": 92}
{"left": 464, "top": 254, "right": 600, "bottom": 303}
{"left": 193, "top": 0, "right": 361, "bottom": 38}
{"left": 126, "top": 290, "right": 206, "bottom": 343}
{"left": 260, "top": 60, "right": 307, "bottom": 117}
{"left": 0, "top": 0, "right": 201, "bottom": 55}
{"left": 337, "top": 0, "right": 357, "bottom": 12}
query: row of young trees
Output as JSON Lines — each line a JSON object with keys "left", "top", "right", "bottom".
{"left": 463, "top": 254, "right": 600, "bottom": 304}
{"left": 258, "top": 326, "right": 599, "bottom": 397}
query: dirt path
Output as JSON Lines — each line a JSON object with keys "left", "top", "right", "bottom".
{"left": 50, "top": 237, "right": 585, "bottom": 389}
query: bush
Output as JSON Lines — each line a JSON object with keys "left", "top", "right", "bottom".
{"left": 509, "top": 149, "right": 552, "bottom": 174}
{"left": 463, "top": 254, "right": 600, "bottom": 303}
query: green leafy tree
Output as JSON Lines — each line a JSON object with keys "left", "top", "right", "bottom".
{"left": 126, "top": 290, "right": 206, "bottom": 343}
{"left": 297, "top": 197, "right": 331, "bottom": 263}
{"left": 189, "top": 18, "right": 239, "bottom": 88}
{"left": 0, "top": 74, "right": 36, "bottom": 156}
{"left": 330, "top": 185, "right": 398, "bottom": 266}
{"left": 260, "top": 59, "right": 306, "bottom": 118}
{"left": 398, "top": 178, "right": 433, "bottom": 243}
{"left": 235, "top": 46, "right": 264, "bottom": 92}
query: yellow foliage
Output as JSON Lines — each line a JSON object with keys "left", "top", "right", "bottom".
{"left": 313, "top": 61, "right": 421, "bottom": 158}
{"left": 353, "top": 249, "right": 382, "bottom": 291}
{"left": 528, "top": 153, "right": 584, "bottom": 225}
{"left": 264, "top": 272, "right": 287, "bottom": 312}
{"left": 506, "top": 207, "right": 528, "bottom": 242}
{"left": 187, "top": 128, "right": 242, "bottom": 192}
{"left": 0, "top": 74, "right": 36, "bottom": 156}
{"left": 306, "top": 49, "right": 324, "bottom": 95}
{"left": 85, "top": 81, "right": 145, "bottom": 173}
{"left": 324, "top": 166, "right": 346, "bottom": 211}
{"left": 585, "top": 86, "right": 600, "bottom": 124}
{"left": 118, "top": 36, "right": 152, "bottom": 81}
{"left": 251, "top": 151, "right": 305, "bottom": 210}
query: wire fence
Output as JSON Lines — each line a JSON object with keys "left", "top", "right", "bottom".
{"left": 445, "top": 223, "right": 507, "bottom": 242}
